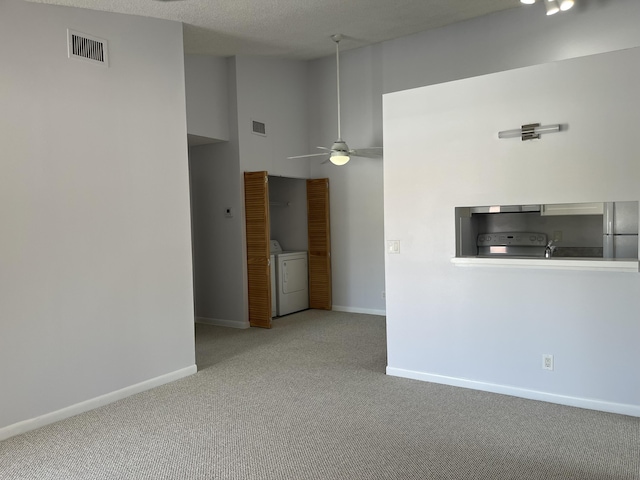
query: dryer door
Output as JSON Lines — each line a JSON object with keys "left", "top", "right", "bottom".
{"left": 282, "top": 257, "right": 308, "bottom": 294}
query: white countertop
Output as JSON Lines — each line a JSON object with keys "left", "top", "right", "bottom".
{"left": 451, "top": 256, "right": 639, "bottom": 273}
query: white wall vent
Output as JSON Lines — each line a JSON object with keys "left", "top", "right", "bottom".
{"left": 67, "top": 29, "right": 109, "bottom": 67}
{"left": 251, "top": 119, "right": 266, "bottom": 136}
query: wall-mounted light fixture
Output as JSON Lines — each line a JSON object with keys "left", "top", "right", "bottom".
{"left": 521, "top": 0, "right": 574, "bottom": 16}
{"left": 498, "top": 123, "right": 562, "bottom": 141}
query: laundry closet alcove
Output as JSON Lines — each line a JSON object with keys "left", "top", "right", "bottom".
{"left": 244, "top": 172, "right": 332, "bottom": 328}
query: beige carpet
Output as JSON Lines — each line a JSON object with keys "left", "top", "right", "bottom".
{"left": 1, "top": 310, "right": 639, "bottom": 479}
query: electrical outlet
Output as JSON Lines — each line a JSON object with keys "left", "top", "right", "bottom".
{"left": 553, "top": 231, "right": 563, "bottom": 242}
{"left": 542, "top": 354, "right": 554, "bottom": 371}
{"left": 381, "top": 291, "right": 386, "bottom": 299}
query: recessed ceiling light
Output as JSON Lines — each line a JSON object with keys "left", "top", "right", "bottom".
{"left": 521, "top": 0, "right": 576, "bottom": 13}
{"left": 545, "top": 0, "right": 560, "bottom": 15}
{"left": 559, "top": 0, "right": 575, "bottom": 11}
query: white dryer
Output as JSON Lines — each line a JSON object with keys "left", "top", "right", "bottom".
{"left": 270, "top": 254, "right": 276, "bottom": 317}
{"left": 270, "top": 240, "right": 309, "bottom": 316}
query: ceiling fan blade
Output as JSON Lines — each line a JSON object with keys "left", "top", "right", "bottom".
{"left": 316, "top": 146, "right": 332, "bottom": 151}
{"left": 350, "top": 147, "right": 384, "bottom": 158}
{"left": 287, "top": 152, "right": 330, "bottom": 159}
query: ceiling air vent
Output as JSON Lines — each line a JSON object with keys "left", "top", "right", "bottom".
{"left": 251, "top": 119, "right": 266, "bottom": 137}
{"left": 67, "top": 29, "right": 109, "bottom": 67}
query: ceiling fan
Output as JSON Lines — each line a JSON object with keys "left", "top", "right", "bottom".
{"left": 288, "top": 34, "right": 383, "bottom": 166}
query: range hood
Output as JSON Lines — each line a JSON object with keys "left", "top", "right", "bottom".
{"left": 470, "top": 204, "right": 541, "bottom": 214}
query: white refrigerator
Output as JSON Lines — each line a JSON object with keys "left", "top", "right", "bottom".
{"left": 603, "top": 201, "right": 639, "bottom": 258}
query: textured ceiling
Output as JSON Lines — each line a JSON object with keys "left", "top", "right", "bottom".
{"left": 25, "top": 0, "right": 522, "bottom": 59}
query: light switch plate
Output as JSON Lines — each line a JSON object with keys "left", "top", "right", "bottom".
{"left": 387, "top": 240, "right": 400, "bottom": 254}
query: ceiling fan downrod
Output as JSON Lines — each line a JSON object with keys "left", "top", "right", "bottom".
{"left": 331, "top": 34, "right": 343, "bottom": 142}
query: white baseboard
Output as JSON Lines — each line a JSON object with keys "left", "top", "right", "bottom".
{"left": 196, "top": 316, "right": 250, "bottom": 329}
{"left": 0, "top": 365, "right": 197, "bottom": 442}
{"left": 386, "top": 367, "right": 640, "bottom": 418}
{"left": 332, "top": 305, "right": 386, "bottom": 317}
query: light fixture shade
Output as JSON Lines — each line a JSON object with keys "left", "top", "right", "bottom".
{"left": 520, "top": 0, "right": 536, "bottom": 4}
{"left": 330, "top": 154, "right": 350, "bottom": 166}
{"left": 559, "top": 0, "right": 574, "bottom": 10}
{"left": 545, "top": 0, "right": 560, "bottom": 15}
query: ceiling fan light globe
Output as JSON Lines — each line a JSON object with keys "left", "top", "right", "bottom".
{"left": 330, "top": 154, "right": 350, "bottom": 166}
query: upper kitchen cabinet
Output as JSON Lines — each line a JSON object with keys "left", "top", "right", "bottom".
{"left": 541, "top": 202, "right": 604, "bottom": 216}
{"left": 184, "top": 55, "right": 230, "bottom": 145}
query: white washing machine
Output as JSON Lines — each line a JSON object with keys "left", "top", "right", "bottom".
{"left": 270, "top": 240, "right": 309, "bottom": 316}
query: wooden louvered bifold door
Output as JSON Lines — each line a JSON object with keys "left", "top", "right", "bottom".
{"left": 307, "top": 178, "right": 332, "bottom": 310}
{"left": 244, "top": 171, "right": 272, "bottom": 328}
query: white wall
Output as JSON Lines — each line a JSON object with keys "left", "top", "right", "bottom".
{"left": 189, "top": 143, "right": 245, "bottom": 326}
{"left": 383, "top": 48, "right": 640, "bottom": 415}
{"left": 189, "top": 58, "right": 247, "bottom": 328}
{"left": 307, "top": 0, "right": 640, "bottom": 316}
{"left": 380, "top": 0, "right": 640, "bottom": 94}
{"left": 0, "top": 0, "right": 195, "bottom": 436}
{"left": 308, "top": 47, "right": 386, "bottom": 315}
{"left": 190, "top": 56, "right": 310, "bottom": 327}
{"left": 235, "top": 56, "right": 310, "bottom": 179}
{"left": 184, "top": 54, "right": 229, "bottom": 143}
{"left": 269, "top": 176, "right": 308, "bottom": 252}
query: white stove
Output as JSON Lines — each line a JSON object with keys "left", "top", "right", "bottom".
{"left": 477, "top": 232, "right": 548, "bottom": 257}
